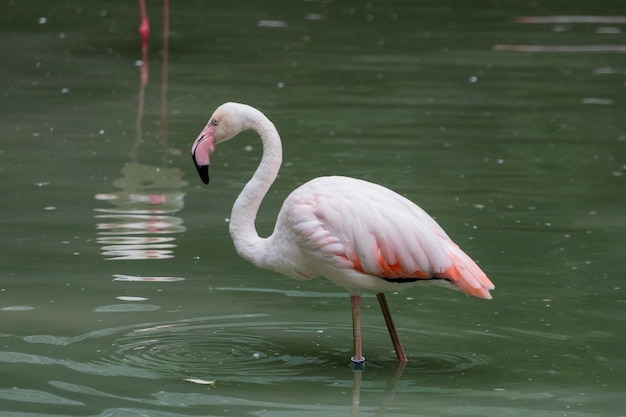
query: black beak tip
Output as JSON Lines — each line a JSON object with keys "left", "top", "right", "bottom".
{"left": 195, "top": 163, "right": 210, "bottom": 185}
{"left": 198, "top": 166, "right": 210, "bottom": 184}
{"left": 191, "top": 153, "right": 210, "bottom": 184}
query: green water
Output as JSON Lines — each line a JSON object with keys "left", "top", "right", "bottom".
{"left": 1, "top": 1, "right": 625, "bottom": 416}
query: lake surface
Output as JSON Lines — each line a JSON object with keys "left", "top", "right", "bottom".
{"left": 1, "top": 1, "right": 625, "bottom": 416}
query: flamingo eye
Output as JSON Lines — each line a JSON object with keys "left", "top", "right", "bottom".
{"left": 212, "top": 119, "right": 218, "bottom": 126}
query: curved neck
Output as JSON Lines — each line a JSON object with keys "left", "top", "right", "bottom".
{"left": 229, "top": 111, "right": 282, "bottom": 266}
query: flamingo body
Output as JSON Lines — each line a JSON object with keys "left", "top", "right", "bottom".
{"left": 265, "top": 176, "right": 492, "bottom": 298}
{"left": 192, "top": 102, "right": 494, "bottom": 363}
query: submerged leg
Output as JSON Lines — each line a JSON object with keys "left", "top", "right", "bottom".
{"left": 351, "top": 295, "right": 365, "bottom": 365}
{"left": 376, "top": 293, "right": 408, "bottom": 362}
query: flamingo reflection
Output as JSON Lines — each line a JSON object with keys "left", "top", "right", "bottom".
{"left": 351, "top": 363, "right": 406, "bottom": 417}
{"left": 95, "top": 0, "right": 184, "bottom": 261}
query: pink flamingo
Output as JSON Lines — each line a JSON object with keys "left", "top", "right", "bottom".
{"left": 191, "top": 103, "right": 494, "bottom": 364}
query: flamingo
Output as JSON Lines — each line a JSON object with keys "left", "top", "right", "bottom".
{"left": 191, "top": 102, "right": 494, "bottom": 364}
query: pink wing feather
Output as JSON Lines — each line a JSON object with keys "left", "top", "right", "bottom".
{"left": 281, "top": 176, "right": 494, "bottom": 299}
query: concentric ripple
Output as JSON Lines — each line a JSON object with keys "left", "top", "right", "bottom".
{"left": 97, "top": 320, "right": 492, "bottom": 381}
{"left": 94, "top": 315, "right": 330, "bottom": 383}
{"left": 13, "top": 315, "right": 492, "bottom": 388}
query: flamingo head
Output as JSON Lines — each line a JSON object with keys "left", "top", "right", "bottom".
{"left": 191, "top": 102, "right": 260, "bottom": 184}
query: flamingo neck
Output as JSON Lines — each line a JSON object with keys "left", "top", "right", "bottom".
{"left": 228, "top": 110, "right": 282, "bottom": 267}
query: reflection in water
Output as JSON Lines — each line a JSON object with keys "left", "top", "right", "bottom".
{"left": 351, "top": 363, "right": 405, "bottom": 417}
{"left": 94, "top": 2, "right": 184, "bottom": 260}
{"left": 112, "top": 274, "right": 185, "bottom": 282}
{"left": 95, "top": 163, "right": 186, "bottom": 260}
{"left": 494, "top": 14, "right": 626, "bottom": 53}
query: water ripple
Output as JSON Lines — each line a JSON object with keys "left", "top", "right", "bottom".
{"left": 403, "top": 351, "right": 492, "bottom": 374}
{"left": 94, "top": 304, "right": 160, "bottom": 313}
{"left": 8, "top": 315, "right": 332, "bottom": 384}
{"left": 0, "top": 387, "right": 84, "bottom": 406}
{"left": 99, "top": 317, "right": 329, "bottom": 383}
{"left": 4, "top": 314, "right": 493, "bottom": 395}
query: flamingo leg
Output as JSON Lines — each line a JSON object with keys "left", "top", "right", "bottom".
{"left": 138, "top": 0, "right": 150, "bottom": 54}
{"left": 377, "top": 293, "right": 408, "bottom": 362}
{"left": 350, "top": 295, "right": 365, "bottom": 364}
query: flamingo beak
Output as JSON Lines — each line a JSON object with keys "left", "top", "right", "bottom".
{"left": 191, "top": 124, "right": 216, "bottom": 185}
{"left": 193, "top": 158, "right": 210, "bottom": 184}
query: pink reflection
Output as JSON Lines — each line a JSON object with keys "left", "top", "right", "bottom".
{"left": 96, "top": 236, "right": 175, "bottom": 245}
{"left": 95, "top": 1, "right": 181, "bottom": 261}
{"left": 95, "top": 214, "right": 184, "bottom": 235}
{"left": 102, "top": 248, "right": 174, "bottom": 260}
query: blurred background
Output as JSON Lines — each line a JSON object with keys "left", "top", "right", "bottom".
{"left": 0, "top": 1, "right": 624, "bottom": 416}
